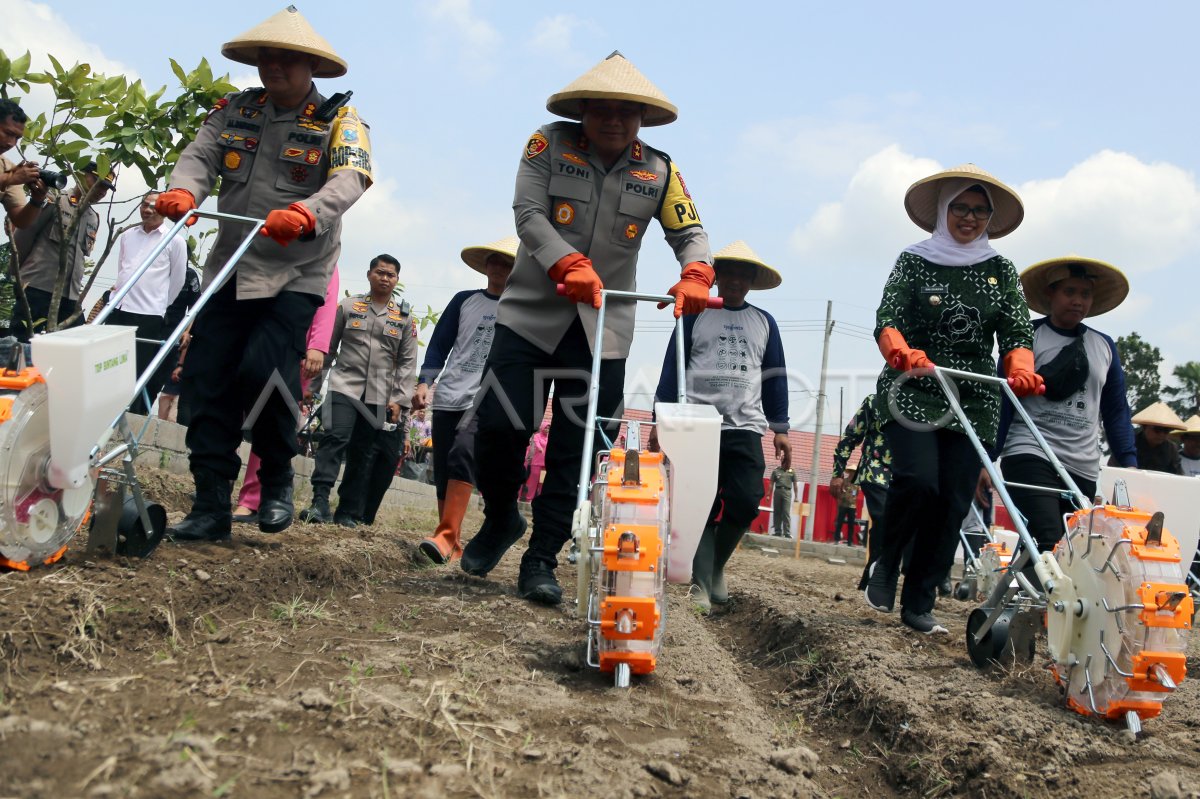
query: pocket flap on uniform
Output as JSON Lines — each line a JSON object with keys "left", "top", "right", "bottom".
{"left": 548, "top": 174, "right": 592, "bottom": 202}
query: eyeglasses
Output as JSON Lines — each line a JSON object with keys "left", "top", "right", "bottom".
{"left": 948, "top": 203, "right": 994, "bottom": 221}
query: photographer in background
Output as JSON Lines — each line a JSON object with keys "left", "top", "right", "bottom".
{"left": 0, "top": 99, "right": 51, "bottom": 230}
{"left": 9, "top": 162, "right": 113, "bottom": 341}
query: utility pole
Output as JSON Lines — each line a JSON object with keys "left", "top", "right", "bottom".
{"left": 804, "top": 301, "right": 833, "bottom": 542}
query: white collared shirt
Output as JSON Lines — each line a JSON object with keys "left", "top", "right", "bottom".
{"left": 112, "top": 222, "right": 188, "bottom": 316}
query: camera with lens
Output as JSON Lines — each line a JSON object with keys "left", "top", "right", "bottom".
{"left": 37, "top": 169, "right": 66, "bottom": 190}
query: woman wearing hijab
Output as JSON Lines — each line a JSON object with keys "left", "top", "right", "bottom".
{"left": 863, "top": 164, "right": 1043, "bottom": 634}
{"left": 983, "top": 257, "right": 1136, "bottom": 559}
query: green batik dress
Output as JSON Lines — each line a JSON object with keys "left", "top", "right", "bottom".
{"left": 873, "top": 251, "right": 1033, "bottom": 447}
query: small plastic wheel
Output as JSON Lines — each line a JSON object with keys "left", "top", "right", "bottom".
{"left": 967, "top": 607, "right": 1014, "bottom": 668}
{"left": 954, "top": 582, "right": 972, "bottom": 601}
{"left": 113, "top": 498, "right": 166, "bottom": 558}
{"left": 614, "top": 662, "right": 631, "bottom": 689}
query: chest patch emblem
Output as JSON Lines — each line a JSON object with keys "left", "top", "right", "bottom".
{"left": 306, "top": 148, "right": 321, "bottom": 165}
{"left": 224, "top": 151, "right": 242, "bottom": 170}
{"left": 629, "top": 169, "right": 657, "bottom": 181}
{"left": 562, "top": 152, "right": 588, "bottom": 167}
{"left": 625, "top": 223, "right": 638, "bottom": 240}
{"left": 554, "top": 202, "right": 575, "bottom": 226}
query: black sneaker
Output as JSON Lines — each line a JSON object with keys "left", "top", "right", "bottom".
{"left": 517, "top": 555, "right": 562, "bottom": 606}
{"left": 863, "top": 562, "right": 895, "bottom": 613}
{"left": 332, "top": 510, "right": 359, "bottom": 529}
{"left": 901, "top": 609, "right": 948, "bottom": 634}
{"left": 462, "top": 511, "right": 527, "bottom": 577}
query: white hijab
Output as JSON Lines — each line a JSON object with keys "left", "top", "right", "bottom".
{"left": 903, "top": 178, "right": 999, "bottom": 267}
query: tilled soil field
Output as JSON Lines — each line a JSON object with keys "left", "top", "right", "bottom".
{"left": 2, "top": 467, "right": 1199, "bottom": 799}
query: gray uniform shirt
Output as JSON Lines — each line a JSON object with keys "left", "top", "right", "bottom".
{"left": 327, "top": 294, "right": 418, "bottom": 408}
{"left": 13, "top": 192, "right": 96, "bottom": 300}
{"left": 1001, "top": 324, "right": 1114, "bottom": 479}
{"left": 168, "top": 86, "right": 370, "bottom": 299}
{"left": 502, "top": 122, "right": 711, "bottom": 359}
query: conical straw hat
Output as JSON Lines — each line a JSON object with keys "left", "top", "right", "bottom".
{"left": 546, "top": 51, "right": 678, "bottom": 126}
{"left": 1131, "top": 401, "right": 1187, "bottom": 430}
{"left": 1170, "top": 414, "right": 1200, "bottom": 437}
{"left": 712, "top": 240, "right": 782, "bottom": 290}
{"left": 461, "top": 235, "right": 519, "bottom": 275}
{"left": 904, "top": 163, "right": 1024, "bottom": 239}
{"left": 222, "top": 6, "right": 348, "bottom": 79}
{"left": 1019, "top": 255, "right": 1129, "bottom": 318}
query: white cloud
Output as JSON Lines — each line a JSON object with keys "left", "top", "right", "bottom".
{"left": 790, "top": 145, "right": 941, "bottom": 271}
{"left": 420, "top": 0, "right": 501, "bottom": 76}
{"left": 740, "top": 119, "right": 893, "bottom": 180}
{"left": 1004, "top": 150, "right": 1200, "bottom": 274}
{"left": 529, "top": 15, "right": 602, "bottom": 64}
{"left": 790, "top": 145, "right": 1200, "bottom": 282}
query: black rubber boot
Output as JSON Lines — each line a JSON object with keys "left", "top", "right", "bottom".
{"left": 710, "top": 520, "right": 746, "bottom": 605}
{"left": 258, "top": 479, "right": 294, "bottom": 534}
{"left": 461, "top": 503, "right": 527, "bottom": 577}
{"left": 332, "top": 509, "right": 359, "bottom": 529}
{"left": 689, "top": 524, "right": 717, "bottom": 614}
{"left": 169, "top": 470, "right": 232, "bottom": 542}
{"left": 298, "top": 488, "right": 331, "bottom": 524}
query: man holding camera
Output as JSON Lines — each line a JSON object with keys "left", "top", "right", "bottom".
{"left": 9, "top": 162, "right": 112, "bottom": 341}
{"left": 299, "top": 254, "right": 417, "bottom": 527}
{"left": 154, "top": 7, "right": 371, "bottom": 541}
{"left": 0, "top": 99, "right": 53, "bottom": 231}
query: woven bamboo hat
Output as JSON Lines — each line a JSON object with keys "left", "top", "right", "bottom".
{"left": 1170, "top": 414, "right": 1200, "bottom": 438}
{"left": 546, "top": 51, "right": 678, "bottom": 126}
{"left": 712, "top": 240, "right": 782, "bottom": 290}
{"left": 904, "top": 163, "right": 1024, "bottom": 239}
{"left": 1019, "top": 256, "right": 1129, "bottom": 318}
{"left": 222, "top": 6, "right": 348, "bottom": 79}
{"left": 460, "top": 235, "right": 519, "bottom": 275}
{"left": 1131, "top": 402, "right": 1187, "bottom": 431}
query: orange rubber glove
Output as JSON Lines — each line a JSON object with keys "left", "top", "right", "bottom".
{"left": 548, "top": 253, "right": 603, "bottom": 309}
{"left": 261, "top": 202, "right": 316, "bottom": 246}
{"left": 658, "top": 262, "right": 715, "bottom": 318}
{"left": 1003, "top": 348, "right": 1046, "bottom": 397}
{"left": 155, "top": 188, "right": 198, "bottom": 226}
{"left": 878, "top": 327, "right": 934, "bottom": 372}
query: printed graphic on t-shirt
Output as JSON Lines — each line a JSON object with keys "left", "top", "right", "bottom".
{"left": 710, "top": 322, "right": 752, "bottom": 391}
{"left": 460, "top": 311, "right": 497, "bottom": 375}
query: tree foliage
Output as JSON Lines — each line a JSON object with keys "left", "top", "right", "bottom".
{"left": 1165, "top": 361, "right": 1200, "bottom": 420}
{"left": 1116, "top": 331, "right": 1164, "bottom": 414}
{"left": 0, "top": 49, "right": 236, "bottom": 330}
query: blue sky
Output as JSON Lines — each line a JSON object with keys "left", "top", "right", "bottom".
{"left": 5, "top": 1, "right": 1198, "bottom": 426}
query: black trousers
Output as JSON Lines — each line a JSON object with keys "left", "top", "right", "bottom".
{"left": 707, "top": 429, "right": 766, "bottom": 528}
{"left": 833, "top": 507, "right": 858, "bottom": 544}
{"left": 875, "top": 422, "right": 980, "bottom": 615}
{"left": 104, "top": 308, "right": 164, "bottom": 415}
{"left": 182, "top": 278, "right": 319, "bottom": 485}
{"left": 858, "top": 481, "right": 888, "bottom": 588}
{"left": 1000, "top": 453, "right": 1095, "bottom": 552}
{"left": 11, "top": 287, "right": 79, "bottom": 343}
{"left": 345, "top": 423, "right": 403, "bottom": 524}
{"left": 474, "top": 320, "right": 625, "bottom": 564}
{"left": 310, "top": 391, "right": 388, "bottom": 504}
{"left": 431, "top": 408, "right": 477, "bottom": 500}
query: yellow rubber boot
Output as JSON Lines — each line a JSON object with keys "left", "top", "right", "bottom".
{"left": 417, "top": 480, "right": 470, "bottom": 564}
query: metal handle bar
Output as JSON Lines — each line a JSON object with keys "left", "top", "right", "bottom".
{"left": 569, "top": 287, "right": 721, "bottom": 512}
{"left": 96, "top": 209, "right": 265, "bottom": 441}
{"left": 927, "top": 365, "right": 1091, "bottom": 609}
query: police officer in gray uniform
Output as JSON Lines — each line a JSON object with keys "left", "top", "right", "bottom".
{"left": 10, "top": 163, "right": 112, "bottom": 341}
{"left": 300, "top": 254, "right": 418, "bottom": 526}
{"left": 463, "top": 52, "right": 715, "bottom": 605}
{"left": 156, "top": 7, "right": 372, "bottom": 541}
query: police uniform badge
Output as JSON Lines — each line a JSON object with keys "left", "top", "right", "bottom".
{"left": 329, "top": 106, "right": 373, "bottom": 184}
{"left": 225, "top": 151, "right": 242, "bottom": 171}
{"left": 525, "top": 132, "right": 548, "bottom": 160}
{"left": 204, "top": 97, "right": 230, "bottom": 125}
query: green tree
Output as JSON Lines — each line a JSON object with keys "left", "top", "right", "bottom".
{"left": 0, "top": 49, "right": 236, "bottom": 331}
{"left": 1116, "top": 331, "right": 1164, "bottom": 414}
{"left": 1165, "top": 361, "right": 1200, "bottom": 419}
